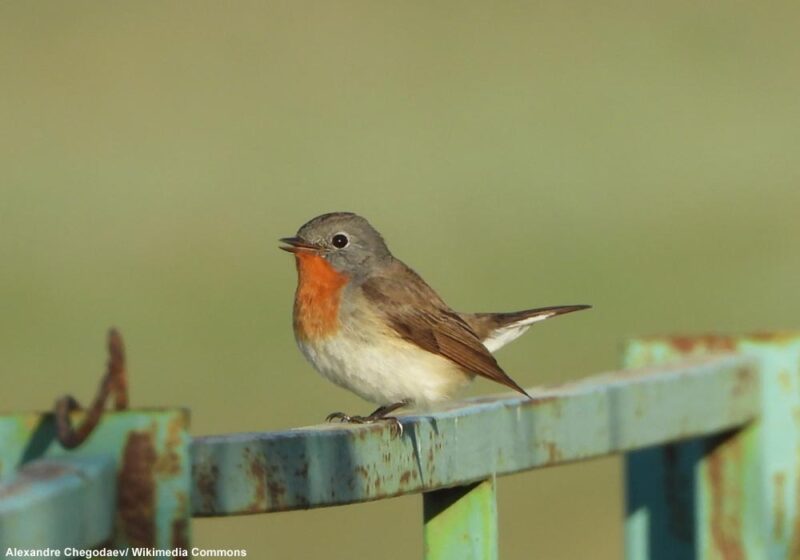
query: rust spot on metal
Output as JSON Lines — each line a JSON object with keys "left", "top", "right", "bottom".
{"left": 400, "top": 471, "right": 412, "bottom": 485}
{"left": 355, "top": 465, "right": 369, "bottom": 479}
{"left": 267, "top": 480, "right": 285, "bottom": 506}
{"left": 171, "top": 492, "right": 189, "bottom": 547}
{"left": 171, "top": 519, "right": 189, "bottom": 548}
{"left": 155, "top": 413, "right": 185, "bottom": 476}
{"left": 668, "top": 335, "right": 736, "bottom": 354}
{"left": 194, "top": 461, "right": 219, "bottom": 514}
{"left": 117, "top": 430, "right": 157, "bottom": 546}
{"left": 706, "top": 434, "right": 744, "bottom": 560}
{"left": 773, "top": 472, "right": 786, "bottom": 539}
{"left": 790, "top": 463, "right": 800, "bottom": 559}
{"left": 545, "top": 442, "right": 563, "bottom": 463}
{"left": 243, "top": 449, "right": 270, "bottom": 512}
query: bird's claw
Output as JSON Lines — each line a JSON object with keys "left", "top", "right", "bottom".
{"left": 382, "top": 416, "right": 404, "bottom": 437}
{"left": 324, "top": 412, "right": 404, "bottom": 436}
{"left": 325, "top": 412, "right": 359, "bottom": 423}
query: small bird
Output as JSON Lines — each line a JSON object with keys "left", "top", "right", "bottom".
{"left": 280, "top": 212, "right": 589, "bottom": 427}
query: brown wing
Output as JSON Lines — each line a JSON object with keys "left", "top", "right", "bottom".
{"left": 360, "top": 261, "right": 531, "bottom": 398}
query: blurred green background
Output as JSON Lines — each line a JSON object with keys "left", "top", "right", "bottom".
{"left": 2, "top": 1, "right": 799, "bottom": 558}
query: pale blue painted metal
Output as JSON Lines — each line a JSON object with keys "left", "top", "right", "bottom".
{"left": 623, "top": 333, "right": 800, "bottom": 559}
{"left": 0, "top": 409, "right": 191, "bottom": 548}
{"left": 192, "top": 354, "right": 757, "bottom": 515}
{"left": 0, "top": 456, "right": 115, "bottom": 548}
{"left": 2, "top": 331, "right": 792, "bottom": 559}
{"left": 423, "top": 477, "right": 498, "bottom": 560}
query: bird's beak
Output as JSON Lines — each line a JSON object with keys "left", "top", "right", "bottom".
{"left": 279, "top": 237, "right": 320, "bottom": 254}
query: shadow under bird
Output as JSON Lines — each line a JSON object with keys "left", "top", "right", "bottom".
{"left": 280, "top": 212, "right": 590, "bottom": 429}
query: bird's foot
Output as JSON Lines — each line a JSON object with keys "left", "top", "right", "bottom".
{"left": 325, "top": 411, "right": 363, "bottom": 423}
{"left": 325, "top": 409, "right": 406, "bottom": 436}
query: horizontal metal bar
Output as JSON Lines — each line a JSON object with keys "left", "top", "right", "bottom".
{"left": 0, "top": 408, "right": 191, "bottom": 548}
{"left": 192, "top": 354, "right": 759, "bottom": 516}
{"left": 0, "top": 456, "right": 115, "bottom": 548}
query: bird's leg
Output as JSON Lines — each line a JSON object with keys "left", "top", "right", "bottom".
{"left": 367, "top": 400, "right": 409, "bottom": 420}
{"left": 366, "top": 400, "right": 410, "bottom": 435}
{"left": 325, "top": 400, "right": 411, "bottom": 435}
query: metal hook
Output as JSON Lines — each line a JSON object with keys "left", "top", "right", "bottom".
{"left": 54, "top": 328, "right": 129, "bottom": 449}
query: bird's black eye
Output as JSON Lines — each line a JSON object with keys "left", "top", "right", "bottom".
{"left": 331, "top": 233, "right": 349, "bottom": 249}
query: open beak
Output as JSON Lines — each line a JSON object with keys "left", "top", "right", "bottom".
{"left": 279, "top": 237, "right": 320, "bottom": 254}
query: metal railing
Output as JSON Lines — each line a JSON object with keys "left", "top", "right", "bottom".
{"left": 1, "top": 332, "right": 798, "bottom": 559}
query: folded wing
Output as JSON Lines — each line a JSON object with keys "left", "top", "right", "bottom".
{"left": 360, "top": 262, "right": 531, "bottom": 397}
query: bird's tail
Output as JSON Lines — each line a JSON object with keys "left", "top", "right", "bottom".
{"left": 462, "top": 305, "right": 591, "bottom": 352}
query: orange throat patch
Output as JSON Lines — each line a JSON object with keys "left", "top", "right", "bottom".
{"left": 293, "top": 253, "right": 349, "bottom": 341}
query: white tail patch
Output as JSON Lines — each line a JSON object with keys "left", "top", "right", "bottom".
{"left": 481, "top": 312, "right": 557, "bottom": 353}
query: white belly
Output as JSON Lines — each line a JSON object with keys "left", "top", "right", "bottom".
{"left": 296, "top": 331, "right": 471, "bottom": 405}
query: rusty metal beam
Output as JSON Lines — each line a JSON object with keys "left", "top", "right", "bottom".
{"left": 0, "top": 409, "right": 191, "bottom": 548}
{"left": 623, "top": 332, "right": 800, "bottom": 560}
{"left": 191, "top": 354, "right": 758, "bottom": 515}
{"left": 0, "top": 456, "right": 115, "bottom": 548}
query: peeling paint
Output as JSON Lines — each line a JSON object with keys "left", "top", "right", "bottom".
{"left": 191, "top": 354, "right": 758, "bottom": 516}
{"left": 791, "top": 459, "right": 800, "bottom": 558}
{"left": 624, "top": 333, "right": 800, "bottom": 559}
{"left": 155, "top": 414, "right": 185, "bottom": 476}
{"left": 668, "top": 335, "right": 737, "bottom": 354}
{"left": 194, "top": 461, "right": 219, "bottom": 514}
{"left": 245, "top": 449, "right": 269, "bottom": 512}
{"left": 706, "top": 436, "right": 745, "bottom": 560}
{"left": 117, "top": 430, "right": 157, "bottom": 547}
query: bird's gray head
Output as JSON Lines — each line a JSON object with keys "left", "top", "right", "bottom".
{"left": 280, "top": 212, "right": 392, "bottom": 276}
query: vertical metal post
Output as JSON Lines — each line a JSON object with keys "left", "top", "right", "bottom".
{"left": 623, "top": 333, "right": 800, "bottom": 559}
{"left": 423, "top": 476, "right": 498, "bottom": 560}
